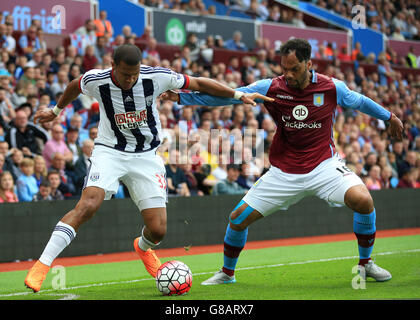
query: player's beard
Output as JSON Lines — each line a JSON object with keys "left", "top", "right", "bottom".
{"left": 289, "top": 65, "right": 310, "bottom": 89}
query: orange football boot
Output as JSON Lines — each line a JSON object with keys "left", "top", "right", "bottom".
{"left": 24, "top": 260, "right": 50, "bottom": 292}
{"left": 133, "top": 237, "right": 161, "bottom": 278}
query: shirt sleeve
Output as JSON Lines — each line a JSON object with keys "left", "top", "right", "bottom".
{"left": 156, "top": 68, "right": 190, "bottom": 92}
{"left": 179, "top": 79, "right": 273, "bottom": 106}
{"left": 332, "top": 78, "right": 391, "bottom": 121}
{"left": 79, "top": 69, "right": 103, "bottom": 97}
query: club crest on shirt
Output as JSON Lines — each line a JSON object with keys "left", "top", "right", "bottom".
{"left": 90, "top": 172, "right": 100, "bottom": 182}
{"left": 313, "top": 93, "right": 324, "bottom": 107}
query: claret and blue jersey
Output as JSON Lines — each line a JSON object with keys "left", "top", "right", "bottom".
{"left": 179, "top": 70, "right": 391, "bottom": 174}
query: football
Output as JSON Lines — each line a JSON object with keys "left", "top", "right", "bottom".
{"left": 156, "top": 260, "right": 193, "bottom": 296}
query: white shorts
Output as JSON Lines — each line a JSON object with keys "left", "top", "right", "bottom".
{"left": 243, "top": 153, "right": 364, "bottom": 216}
{"left": 84, "top": 145, "right": 168, "bottom": 210}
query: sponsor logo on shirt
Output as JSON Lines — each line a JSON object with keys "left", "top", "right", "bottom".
{"left": 292, "top": 105, "right": 308, "bottom": 120}
{"left": 276, "top": 94, "right": 294, "bottom": 100}
{"left": 114, "top": 110, "right": 148, "bottom": 130}
{"left": 284, "top": 121, "right": 322, "bottom": 129}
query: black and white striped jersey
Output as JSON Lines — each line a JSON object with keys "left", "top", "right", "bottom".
{"left": 79, "top": 65, "right": 189, "bottom": 153}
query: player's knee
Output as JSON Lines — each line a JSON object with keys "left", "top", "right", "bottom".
{"left": 229, "top": 210, "right": 248, "bottom": 231}
{"left": 75, "top": 198, "right": 100, "bottom": 221}
{"left": 347, "top": 191, "right": 374, "bottom": 214}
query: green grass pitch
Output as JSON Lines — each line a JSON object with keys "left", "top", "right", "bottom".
{"left": 1, "top": 235, "right": 419, "bottom": 300}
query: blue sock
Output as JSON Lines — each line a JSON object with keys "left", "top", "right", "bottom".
{"left": 223, "top": 224, "right": 248, "bottom": 276}
{"left": 353, "top": 209, "right": 376, "bottom": 265}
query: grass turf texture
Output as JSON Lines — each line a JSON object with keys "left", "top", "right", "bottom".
{"left": 1, "top": 235, "right": 419, "bottom": 300}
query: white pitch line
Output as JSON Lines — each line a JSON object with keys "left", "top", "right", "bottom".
{"left": 1, "top": 248, "right": 419, "bottom": 298}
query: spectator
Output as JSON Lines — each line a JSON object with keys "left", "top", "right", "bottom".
{"left": 82, "top": 45, "right": 99, "bottom": 72}
{"left": 365, "top": 164, "right": 382, "bottom": 190}
{"left": 380, "top": 165, "right": 394, "bottom": 189}
{"left": 32, "top": 179, "right": 53, "bottom": 201}
{"left": 42, "top": 124, "right": 73, "bottom": 168}
{"left": 18, "top": 25, "right": 43, "bottom": 59}
{"left": 4, "top": 23, "right": 16, "bottom": 54}
{"left": 69, "top": 113, "right": 89, "bottom": 143}
{"left": 47, "top": 170, "right": 65, "bottom": 200}
{"left": 397, "top": 167, "right": 417, "bottom": 188}
{"left": 224, "top": 31, "right": 248, "bottom": 52}
{"left": 139, "top": 25, "right": 152, "bottom": 42}
{"left": 212, "top": 164, "right": 247, "bottom": 195}
{"left": 88, "top": 125, "right": 98, "bottom": 141}
{"left": 193, "top": 163, "right": 217, "bottom": 196}
{"left": 49, "top": 152, "right": 76, "bottom": 198}
{"left": 0, "top": 86, "right": 15, "bottom": 123}
{"left": 405, "top": 46, "right": 418, "bottom": 68}
{"left": 142, "top": 37, "right": 161, "bottom": 62}
{"left": 0, "top": 170, "right": 18, "bottom": 203}
{"left": 16, "top": 157, "right": 38, "bottom": 202}
{"left": 93, "top": 10, "right": 114, "bottom": 38}
{"left": 71, "top": 138, "right": 94, "bottom": 195}
{"left": 236, "top": 162, "right": 255, "bottom": 189}
{"left": 94, "top": 36, "right": 111, "bottom": 63}
{"left": 33, "top": 155, "right": 47, "bottom": 187}
{"left": 0, "top": 153, "right": 4, "bottom": 173}
{"left": 5, "top": 110, "right": 49, "bottom": 156}
{"left": 50, "top": 70, "right": 69, "bottom": 97}
{"left": 75, "top": 19, "right": 97, "bottom": 38}
{"left": 291, "top": 11, "right": 306, "bottom": 28}
{"left": 391, "top": 27, "right": 405, "bottom": 41}
{"left": 65, "top": 126, "right": 81, "bottom": 165}
{"left": 337, "top": 44, "right": 351, "bottom": 62}
{"left": 165, "top": 150, "right": 190, "bottom": 197}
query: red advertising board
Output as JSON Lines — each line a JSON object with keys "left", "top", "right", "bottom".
{"left": 261, "top": 22, "right": 349, "bottom": 56}
{"left": 0, "top": 0, "right": 92, "bottom": 34}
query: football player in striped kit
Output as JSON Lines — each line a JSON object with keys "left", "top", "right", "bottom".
{"left": 24, "top": 44, "right": 273, "bottom": 293}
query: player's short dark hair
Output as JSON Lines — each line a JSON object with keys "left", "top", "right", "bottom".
{"left": 279, "top": 38, "right": 312, "bottom": 62}
{"left": 113, "top": 44, "right": 142, "bottom": 66}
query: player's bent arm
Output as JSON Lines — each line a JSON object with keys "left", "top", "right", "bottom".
{"left": 333, "top": 78, "right": 391, "bottom": 121}
{"left": 55, "top": 76, "right": 83, "bottom": 111}
{"left": 180, "top": 79, "right": 273, "bottom": 106}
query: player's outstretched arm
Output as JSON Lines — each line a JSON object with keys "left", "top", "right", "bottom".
{"left": 333, "top": 78, "right": 404, "bottom": 140}
{"left": 161, "top": 79, "right": 274, "bottom": 107}
{"left": 34, "top": 76, "right": 82, "bottom": 124}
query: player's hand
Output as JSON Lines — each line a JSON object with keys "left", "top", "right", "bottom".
{"left": 160, "top": 90, "right": 179, "bottom": 102}
{"left": 33, "top": 108, "right": 57, "bottom": 124}
{"left": 240, "top": 92, "right": 274, "bottom": 106}
{"left": 388, "top": 113, "right": 403, "bottom": 141}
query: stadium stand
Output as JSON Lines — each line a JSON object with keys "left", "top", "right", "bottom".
{"left": 0, "top": 1, "right": 419, "bottom": 204}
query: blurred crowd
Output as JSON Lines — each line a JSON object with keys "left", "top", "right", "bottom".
{"left": 0, "top": 5, "right": 420, "bottom": 204}
{"left": 315, "top": 0, "right": 420, "bottom": 41}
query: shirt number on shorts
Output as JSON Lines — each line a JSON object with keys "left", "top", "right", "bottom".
{"left": 156, "top": 174, "right": 167, "bottom": 190}
{"left": 336, "top": 165, "right": 352, "bottom": 175}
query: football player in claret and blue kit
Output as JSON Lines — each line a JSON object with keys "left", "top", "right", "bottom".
{"left": 163, "top": 38, "right": 404, "bottom": 285}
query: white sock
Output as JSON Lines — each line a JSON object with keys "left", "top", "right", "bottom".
{"left": 39, "top": 221, "right": 77, "bottom": 266}
{"left": 138, "top": 227, "right": 160, "bottom": 251}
